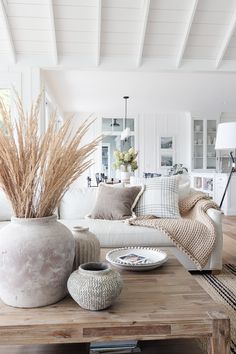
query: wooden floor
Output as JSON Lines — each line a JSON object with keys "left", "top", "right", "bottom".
{"left": 222, "top": 216, "right": 236, "bottom": 264}
{"left": 0, "top": 216, "right": 235, "bottom": 354}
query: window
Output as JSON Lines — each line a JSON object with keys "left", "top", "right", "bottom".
{"left": 0, "top": 89, "right": 10, "bottom": 131}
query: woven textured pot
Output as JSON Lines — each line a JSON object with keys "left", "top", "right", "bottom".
{"left": 0, "top": 215, "right": 75, "bottom": 308}
{"left": 67, "top": 262, "right": 123, "bottom": 310}
{"left": 72, "top": 226, "right": 100, "bottom": 269}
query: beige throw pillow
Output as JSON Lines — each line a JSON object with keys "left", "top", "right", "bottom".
{"left": 90, "top": 183, "right": 144, "bottom": 220}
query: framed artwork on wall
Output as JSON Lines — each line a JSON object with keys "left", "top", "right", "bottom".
{"left": 159, "top": 136, "right": 175, "bottom": 168}
{"left": 161, "top": 154, "right": 173, "bottom": 167}
{"left": 160, "top": 136, "right": 173, "bottom": 150}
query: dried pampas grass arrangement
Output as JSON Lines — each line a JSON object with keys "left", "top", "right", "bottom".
{"left": 0, "top": 91, "right": 100, "bottom": 218}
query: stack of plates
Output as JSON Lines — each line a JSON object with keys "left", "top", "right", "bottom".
{"left": 106, "top": 247, "right": 168, "bottom": 271}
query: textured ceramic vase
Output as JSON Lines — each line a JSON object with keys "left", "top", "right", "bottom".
{"left": 67, "top": 262, "right": 123, "bottom": 310}
{"left": 72, "top": 226, "right": 100, "bottom": 270}
{"left": 0, "top": 215, "right": 75, "bottom": 308}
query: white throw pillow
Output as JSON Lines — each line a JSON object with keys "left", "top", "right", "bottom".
{"left": 131, "top": 176, "right": 180, "bottom": 218}
{"left": 0, "top": 189, "right": 14, "bottom": 221}
{"left": 130, "top": 175, "right": 190, "bottom": 201}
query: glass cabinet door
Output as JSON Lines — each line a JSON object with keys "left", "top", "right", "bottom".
{"left": 193, "top": 120, "right": 204, "bottom": 169}
{"left": 206, "top": 120, "right": 216, "bottom": 170}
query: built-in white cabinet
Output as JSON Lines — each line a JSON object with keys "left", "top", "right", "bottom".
{"left": 191, "top": 118, "right": 218, "bottom": 171}
{"left": 214, "top": 174, "right": 236, "bottom": 216}
{"left": 190, "top": 172, "right": 236, "bottom": 215}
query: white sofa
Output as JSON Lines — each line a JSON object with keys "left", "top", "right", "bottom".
{"left": 58, "top": 186, "right": 223, "bottom": 272}
{"left": 0, "top": 186, "right": 223, "bottom": 271}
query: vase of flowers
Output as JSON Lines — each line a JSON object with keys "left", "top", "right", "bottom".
{"left": 0, "top": 91, "right": 100, "bottom": 308}
{"left": 113, "top": 148, "right": 138, "bottom": 183}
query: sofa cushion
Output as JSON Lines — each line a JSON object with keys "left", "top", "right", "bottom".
{"left": 59, "top": 218, "right": 174, "bottom": 247}
{"left": 90, "top": 183, "right": 144, "bottom": 220}
{"left": 59, "top": 187, "right": 97, "bottom": 219}
{"left": 131, "top": 176, "right": 180, "bottom": 218}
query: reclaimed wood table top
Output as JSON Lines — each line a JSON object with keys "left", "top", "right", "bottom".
{"left": 0, "top": 248, "right": 230, "bottom": 353}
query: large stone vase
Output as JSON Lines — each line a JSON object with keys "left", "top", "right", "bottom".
{"left": 0, "top": 215, "right": 75, "bottom": 308}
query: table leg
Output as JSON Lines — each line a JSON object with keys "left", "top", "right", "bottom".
{"left": 208, "top": 313, "right": 230, "bottom": 354}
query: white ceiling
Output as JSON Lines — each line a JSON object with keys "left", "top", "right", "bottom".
{"left": 44, "top": 70, "right": 236, "bottom": 114}
{"left": 2, "top": 0, "right": 236, "bottom": 71}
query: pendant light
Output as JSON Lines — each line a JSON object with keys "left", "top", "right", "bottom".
{"left": 120, "top": 96, "right": 131, "bottom": 141}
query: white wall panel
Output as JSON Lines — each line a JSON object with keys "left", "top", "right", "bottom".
{"left": 136, "top": 112, "right": 191, "bottom": 176}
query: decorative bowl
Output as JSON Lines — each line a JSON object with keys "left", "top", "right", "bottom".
{"left": 106, "top": 247, "right": 168, "bottom": 271}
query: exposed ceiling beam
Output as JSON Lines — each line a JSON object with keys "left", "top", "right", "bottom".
{"left": 96, "top": 0, "right": 102, "bottom": 66}
{"left": 176, "top": 0, "right": 198, "bottom": 68}
{"left": 216, "top": 9, "right": 236, "bottom": 68}
{"left": 48, "top": 0, "right": 58, "bottom": 65}
{"left": 0, "top": 0, "right": 16, "bottom": 63}
{"left": 136, "top": 0, "right": 150, "bottom": 67}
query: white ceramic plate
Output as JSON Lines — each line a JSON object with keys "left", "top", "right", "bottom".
{"left": 106, "top": 247, "right": 168, "bottom": 271}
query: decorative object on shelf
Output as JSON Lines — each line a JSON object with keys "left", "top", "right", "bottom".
{"left": 143, "top": 172, "right": 161, "bottom": 178}
{"left": 113, "top": 147, "right": 138, "bottom": 183}
{"left": 106, "top": 247, "right": 168, "bottom": 271}
{"left": 120, "top": 96, "right": 130, "bottom": 141}
{"left": 215, "top": 122, "right": 236, "bottom": 207}
{"left": 67, "top": 262, "right": 123, "bottom": 310}
{"left": 0, "top": 91, "right": 100, "bottom": 308}
{"left": 168, "top": 164, "right": 188, "bottom": 176}
{"left": 72, "top": 226, "right": 100, "bottom": 270}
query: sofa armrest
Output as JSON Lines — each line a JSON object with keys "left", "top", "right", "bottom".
{"left": 206, "top": 208, "right": 223, "bottom": 227}
{"left": 206, "top": 208, "right": 223, "bottom": 270}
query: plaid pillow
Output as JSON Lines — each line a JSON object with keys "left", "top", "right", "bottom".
{"left": 132, "top": 176, "right": 180, "bottom": 218}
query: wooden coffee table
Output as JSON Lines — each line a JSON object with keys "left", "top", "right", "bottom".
{"left": 0, "top": 248, "right": 230, "bottom": 354}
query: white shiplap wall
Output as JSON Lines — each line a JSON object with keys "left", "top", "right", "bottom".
{"left": 136, "top": 112, "right": 191, "bottom": 176}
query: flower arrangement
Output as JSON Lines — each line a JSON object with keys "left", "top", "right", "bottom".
{"left": 168, "top": 164, "right": 188, "bottom": 176}
{"left": 113, "top": 148, "right": 138, "bottom": 172}
{"left": 0, "top": 91, "right": 100, "bottom": 218}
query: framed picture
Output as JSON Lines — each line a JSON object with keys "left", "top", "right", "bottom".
{"left": 159, "top": 136, "right": 175, "bottom": 168}
{"left": 160, "top": 136, "right": 173, "bottom": 150}
{"left": 161, "top": 154, "right": 173, "bottom": 167}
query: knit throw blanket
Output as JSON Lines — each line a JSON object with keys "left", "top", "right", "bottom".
{"left": 128, "top": 191, "right": 220, "bottom": 270}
